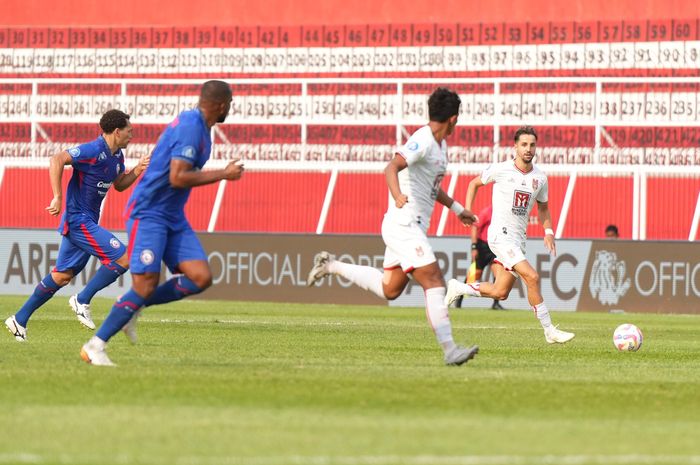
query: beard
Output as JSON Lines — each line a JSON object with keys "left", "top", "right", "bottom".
{"left": 217, "top": 113, "right": 228, "bottom": 123}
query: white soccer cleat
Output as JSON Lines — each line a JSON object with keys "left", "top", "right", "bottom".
{"left": 122, "top": 309, "right": 141, "bottom": 344}
{"left": 80, "top": 341, "right": 116, "bottom": 367}
{"left": 306, "top": 251, "right": 332, "bottom": 287}
{"left": 5, "top": 315, "right": 27, "bottom": 342}
{"left": 444, "top": 279, "right": 464, "bottom": 307}
{"left": 444, "top": 344, "right": 479, "bottom": 366}
{"left": 544, "top": 325, "right": 575, "bottom": 344}
{"left": 69, "top": 294, "right": 96, "bottom": 330}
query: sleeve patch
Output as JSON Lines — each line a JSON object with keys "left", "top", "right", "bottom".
{"left": 68, "top": 147, "right": 81, "bottom": 157}
{"left": 180, "top": 146, "right": 196, "bottom": 160}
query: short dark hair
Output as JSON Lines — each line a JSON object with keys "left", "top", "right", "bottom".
{"left": 514, "top": 126, "right": 538, "bottom": 142}
{"left": 200, "top": 80, "right": 232, "bottom": 103}
{"left": 605, "top": 224, "right": 619, "bottom": 235}
{"left": 428, "top": 87, "right": 461, "bottom": 122}
{"left": 99, "top": 109, "right": 130, "bottom": 134}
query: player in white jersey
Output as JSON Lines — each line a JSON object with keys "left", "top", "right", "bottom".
{"left": 444, "top": 126, "right": 575, "bottom": 344}
{"left": 307, "top": 88, "right": 480, "bottom": 366}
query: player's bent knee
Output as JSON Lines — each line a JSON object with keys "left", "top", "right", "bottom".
{"left": 523, "top": 272, "right": 540, "bottom": 286}
{"left": 50, "top": 271, "right": 73, "bottom": 287}
{"left": 384, "top": 289, "right": 402, "bottom": 300}
{"left": 493, "top": 288, "right": 511, "bottom": 300}
{"left": 191, "top": 273, "right": 213, "bottom": 290}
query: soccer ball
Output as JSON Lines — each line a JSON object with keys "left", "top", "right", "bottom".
{"left": 613, "top": 324, "right": 643, "bottom": 352}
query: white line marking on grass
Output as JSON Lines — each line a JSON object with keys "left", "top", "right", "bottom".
{"left": 3, "top": 455, "right": 700, "bottom": 465}
{"left": 156, "top": 318, "right": 510, "bottom": 330}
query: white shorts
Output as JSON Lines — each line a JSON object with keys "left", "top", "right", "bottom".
{"left": 381, "top": 216, "right": 436, "bottom": 273}
{"left": 488, "top": 235, "right": 527, "bottom": 277}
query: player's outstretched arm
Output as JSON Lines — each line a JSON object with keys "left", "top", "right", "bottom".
{"left": 169, "top": 159, "right": 244, "bottom": 188}
{"left": 538, "top": 201, "right": 557, "bottom": 256}
{"left": 45, "top": 151, "right": 72, "bottom": 216}
{"left": 113, "top": 153, "right": 151, "bottom": 191}
{"left": 436, "top": 189, "right": 477, "bottom": 226}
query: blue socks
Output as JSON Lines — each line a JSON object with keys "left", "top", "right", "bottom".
{"left": 15, "top": 275, "right": 62, "bottom": 327}
{"left": 144, "top": 276, "right": 204, "bottom": 307}
{"left": 77, "top": 262, "right": 127, "bottom": 305}
{"left": 96, "top": 289, "right": 146, "bottom": 342}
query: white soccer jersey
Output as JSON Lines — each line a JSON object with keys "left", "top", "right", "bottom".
{"left": 385, "top": 125, "right": 447, "bottom": 232}
{"left": 481, "top": 160, "right": 548, "bottom": 244}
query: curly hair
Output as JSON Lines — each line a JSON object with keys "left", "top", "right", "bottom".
{"left": 428, "top": 87, "right": 461, "bottom": 123}
{"left": 99, "top": 109, "right": 130, "bottom": 134}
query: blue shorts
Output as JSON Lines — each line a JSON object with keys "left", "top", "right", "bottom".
{"left": 54, "top": 216, "right": 126, "bottom": 274}
{"left": 127, "top": 218, "right": 207, "bottom": 274}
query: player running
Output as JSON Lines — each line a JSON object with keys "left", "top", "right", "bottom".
{"left": 80, "top": 80, "right": 244, "bottom": 366}
{"left": 307, "top": 87, "right": 480, "bottom": 366}
{"left": 4, "top": 110, "right": 150, "bottom": 342}
{"left": 444, "top": 126, "right": 575, "bottom": 344}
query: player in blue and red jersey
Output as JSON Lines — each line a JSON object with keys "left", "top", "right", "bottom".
{"left": 4, "top": 110, "right": 150, "bottom": 342}
{"left": 81, "top": 80, "right": 244, "bottom": 366}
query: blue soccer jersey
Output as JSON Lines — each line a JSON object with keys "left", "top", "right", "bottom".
{"left": 126, "top": 109, "right": 211, "bottom": 224}
{"left": 59, "top": 135, "right": 125, "bottom": 234}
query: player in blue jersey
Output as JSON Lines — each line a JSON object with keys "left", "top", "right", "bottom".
{"left": 80, "top": 80, "right": 243, "bottom": 366}
{"left": 4, "top": 110, "right": 150, "bottom": 342}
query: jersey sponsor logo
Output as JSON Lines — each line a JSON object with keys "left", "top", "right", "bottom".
{"left": 589, "top": 250, "right": 631, "bottom": 305}
{"left": 140, "top": 249, "right": 155, "bottom": 265}
{"left": 511, "top": 190, "right": 531, "bottom": 216}
{"left": 68, "top": 147, "right": 81, "bottom": 157}
{"left": 181, "top": 146, "right": 196, "bottom": 159}
{"left": 97, "top": 181, "right": 112, "bottom": 189}
{"left": 109, "top": 238, "right": 120, "bottom": 249}
{"left": 406, "top": 141, "right": 419, "bottom": 152}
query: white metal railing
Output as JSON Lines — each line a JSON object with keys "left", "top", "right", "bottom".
{"left": 3, "top": 77, "right": 700, "bottom": 164}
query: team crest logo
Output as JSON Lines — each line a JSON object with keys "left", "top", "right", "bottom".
{"left": 589, "top": 250, "right": 630, "bottom": 305}
{"left": 68, "top": 147, "right": 80, "bottom": 157}
{"left": 109, "top": 238, "right": 120, "bottom": 249}
{"left": 513, "top": 190, "right": 531, "bottom": 208}
{"left": 140, "top": 249, "right": 155, "bottom": 265}
{"left": 182, "top": 146, "right": 196, "bottom": 159}
{"left": 532, "top": 179, "right": 539, "bottom": 190}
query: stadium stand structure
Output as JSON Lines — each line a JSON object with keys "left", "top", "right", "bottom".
{"left": 1, "top": 14, "right": 700, "bottom": 240}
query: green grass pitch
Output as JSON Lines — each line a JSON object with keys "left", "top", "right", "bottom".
{"left": 1, "top": 295, "right": 699, "bottom": 465}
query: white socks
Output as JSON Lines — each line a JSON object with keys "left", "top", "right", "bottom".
{"left": 533, "top": 302, "right": 553, "bottom": 329}
{"left": 425, "top": 287, "right": 456, "bottom": 353}
{"left": 89, "top": 335, "right": 106, "bottom": 349}
{"left": 453, "top": 280, "right": 482, "bottom": 297}
{"left": 328, "top": 260, "right": 385, "bottom": 299}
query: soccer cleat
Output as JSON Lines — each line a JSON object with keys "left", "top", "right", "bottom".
{"left": 122, "top": 309, "right": 141, "bottom": 344}
{"left": 69, "top": 295, "right": 96, "bottom": 330}
{"left": 444, "top": 279, "right": 464, "bottom": 307}
{"left": 306, "top": 251, "right": 332, "bottom": 287}
{"left": 444, "top": 344, "right": 479, "bottom": 366}
{"left": 5, "top": 315, "right": 27, "bottom": 342}
{"left": 80, "top": 341, "right": 116, "bottom": 367}
{"left": 544, "top": 325, "right": 575, "bottom": 344}
{"left": 491, "top": 300, "right": 505, "bottom": 310}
